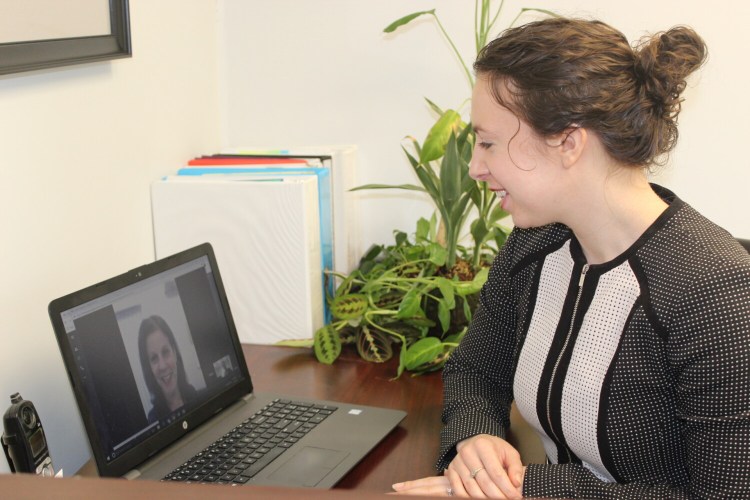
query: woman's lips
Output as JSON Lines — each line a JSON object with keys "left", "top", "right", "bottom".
{"left": 493, "top": 189, "right": 508, "bottom": 210}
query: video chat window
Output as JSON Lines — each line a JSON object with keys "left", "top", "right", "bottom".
{"left": 60, "top": 258, "right": 241, "bottom": 460}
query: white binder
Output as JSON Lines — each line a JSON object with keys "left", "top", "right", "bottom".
{"left": 221, "top": 145, "right": 361, "bottom": 273}
{"left": 150, "top": 175, "right": 323, "bottom": 344}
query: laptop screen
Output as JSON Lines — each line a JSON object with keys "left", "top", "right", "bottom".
{"left": 49, "top": 243, "right": 252, "bottom": 477}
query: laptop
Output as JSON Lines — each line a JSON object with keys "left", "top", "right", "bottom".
{"left": 48, "top": 242, "right": 405, "bottom": 488}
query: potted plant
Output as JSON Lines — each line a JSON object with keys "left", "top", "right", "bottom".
{"left": 282, "top": 2, "right": 554, "bottom": 376}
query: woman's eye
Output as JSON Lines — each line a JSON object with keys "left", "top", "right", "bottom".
{"left": 478, "top": 141, "right": 493, "bottom": 150}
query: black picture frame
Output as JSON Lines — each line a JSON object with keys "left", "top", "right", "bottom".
{"left": 0, "top": 0, "right": 131, "bottom": 76}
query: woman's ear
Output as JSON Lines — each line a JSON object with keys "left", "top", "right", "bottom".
{"left": 547, "top": 127, "right": 587, "bottom": 168}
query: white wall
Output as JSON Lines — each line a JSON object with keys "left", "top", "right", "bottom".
{"left": 0, "top": 1, "right": 221, "bottom": 475}
{"left": 221, "top": 0, "right": 750, "bottom": 253}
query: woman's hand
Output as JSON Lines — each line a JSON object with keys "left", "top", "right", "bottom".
{"left": 391, "top": 475, "right": 452, "bottom": 496}
{"left": 447, "top": 434, "right": 525, "bottom": 498}
{"left": 391, "top": 435, "right": 524, "bottom": 498}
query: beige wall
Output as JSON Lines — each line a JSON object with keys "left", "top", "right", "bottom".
{"left": 0, "top": 0, "right": 221, "bottom": 474}
{"left": 221, "top": 0, "right": 750, "bottom": 250}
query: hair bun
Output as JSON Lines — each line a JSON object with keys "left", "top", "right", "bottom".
{"left": 634, "top": 26, "right": 708, "bottom": 118}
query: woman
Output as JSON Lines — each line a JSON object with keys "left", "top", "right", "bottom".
{"left": 138, "top": 315, "right": 198, "bottom": 423}
{"left": 393, "top": 18, "right": 750, "bottom": 499}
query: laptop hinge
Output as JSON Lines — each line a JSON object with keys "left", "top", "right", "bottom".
{"left": 123, "top": 469, "right": 141, "bottom": 480}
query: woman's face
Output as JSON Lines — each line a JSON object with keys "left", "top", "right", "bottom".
{"left": 469, "top": 76, "right": 565, "bottom": 229}
{"left": 146, "top": 329, "right": 179, "bottom": 398}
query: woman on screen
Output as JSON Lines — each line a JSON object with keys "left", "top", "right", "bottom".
{"left": 137, "top": 315, "right": 198, "bottom": 422}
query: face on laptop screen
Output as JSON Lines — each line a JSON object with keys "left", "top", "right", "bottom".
{"left": 56, "top": 255, "right": 243, "bottom": 464}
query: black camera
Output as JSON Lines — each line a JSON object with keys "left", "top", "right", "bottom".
{"left": 2, "top": 393, "right": 54, "bottom": 476}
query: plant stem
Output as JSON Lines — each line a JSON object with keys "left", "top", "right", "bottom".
{"left": 486, "top": 0, "right": 506, "bottom": 45}
{"left": 508, "top": 8, "right": 558, "bottom": 29}
{"left": 431, "top": 12, "right": 474, "bottom": 89}
{"left": 363, "top": 312, "right": 407, "bottom": 344}
{"left": 475, "top": 0, "right": 485, "bottom": 53}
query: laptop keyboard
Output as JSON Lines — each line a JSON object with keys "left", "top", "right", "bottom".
{"left": 162, "top": 398, "right": 338, "bottom": 485}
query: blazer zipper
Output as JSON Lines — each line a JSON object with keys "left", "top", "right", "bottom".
{"left": 545, "top": 263, "right": 589, "bottom": 461}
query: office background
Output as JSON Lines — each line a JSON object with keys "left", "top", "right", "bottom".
{"left": 1, "top": 0, "right": 748, "bottom": 475}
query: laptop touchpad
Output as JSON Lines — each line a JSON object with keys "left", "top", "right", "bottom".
{"left": 269, "top": 447, "right": 349, "bottom": 487}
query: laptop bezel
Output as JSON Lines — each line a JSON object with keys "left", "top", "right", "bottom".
{"left": 48, "top": 242, "right": 254, "bottom": 478}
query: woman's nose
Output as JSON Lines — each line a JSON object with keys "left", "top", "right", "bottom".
{"left": 469, "top": 157, "right": 487, "bottom": 181}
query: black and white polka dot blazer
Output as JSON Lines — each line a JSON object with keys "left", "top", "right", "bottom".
{"left": 438, "top": 186, "right": 750, "bottom": 499}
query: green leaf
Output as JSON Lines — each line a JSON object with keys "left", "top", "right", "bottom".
{"left": 443, "top": 328, "right": 467, "bottom": 345}
{"left": 404, "top": 337, "right": 443, "bottom": 370}
{"left": 403, "top": 144, "right": 420, "bottom": 168}
{"left": 438, "top": 300, "right": 450, "bottom": 333}
{"left": 405, "top": 136, "right": 423, "bottom": 160}
{"left": 356, "top": 326, "right": 393, "bottom": 363}
{"left": 471, "top": 217, "right": 489, "bottom": 247}
{"left": 416, "top": 217, "right": 430, "bottom": 242}
{"left": 313, "top": 325, "right": 342, "bottom": 365}
{"left": 403, "top": 316, "right": 436, "bottom": 329}
{"left": 429, "top": 212, "right": 438, "bottom": 241}
{"left": 402, "top": 247, "right": 426, "bottom": 264}
{"left": 404, "top": 139, "right": 440, "bottom": 188}
{"left": 396, "top": 288, "right": 423, "bottom": 319}
{"left": 330, "top": 294, "right": 368, "bottom": 320}
{"left": 457, "top": 121, "right": 474, "bottom": 152}
{"left": 489, "top": 202, "right": 509, "bottom": 224}
{"left": 424, "top": 97, "right": 445, "bottom": 116}
{"left": 359, "top": 244, "right": 383, "bottom": 265}
{"left": 334, "top": 271, "right": 355, "bottom": 297}
{"left": 394, "top": 230, "right": 408, "bottom": 246}
{"left": 428, "top": 242, "right": 448, "bottom": 266}
{"left": 439, "top": 133, "right": 462, "bottom": 209}
{"left": 455, "top": 267, "right": 489, "bottom": 296}
{"left": 468, "top": 182, "right": 483, "bottom": 211}
{"left": 493, "top": 228, "right": 510, "bottom": 249}
{"left": 414, "top": 165, "right": 441, "bottom": 203}
{"left": 462, "top": 169, "right": 478, "bottom": 194}
{"left": 374, "top": 290, "right": 404, "bottom": 310}
{"left": 463, "top": 296, "right": 473, "bottom": 323}
{"left": 396, "top": 342, "right": 407, "bottom": 379}
{"left": 448, "top": 192, "right": 473, "bottom": 231}
{"left": 383, "top": 10, "right": 435, "bottom": 33}
{"left": 421, "top": 110, "right": 462, "bottom": 164}
{"left": 436, "top": 277, "right": 456, "bottom": 309}
{"left": 473, "top": 266, "right": 490, "bottom": 286}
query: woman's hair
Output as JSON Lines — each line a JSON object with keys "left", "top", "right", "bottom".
{"left": 473, "top": 17, "right": 707, "bottom": 167}
{"left": 137, "top": 315, "right": 191, "bottom": 414}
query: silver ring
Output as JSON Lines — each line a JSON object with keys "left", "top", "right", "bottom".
{"left": 470, "top": 466, "right": 485, "bottom": 479}
{"left": 446, "top": 486, "right": 454, "bottom": 496}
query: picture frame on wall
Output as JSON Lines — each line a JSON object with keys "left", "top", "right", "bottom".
{"left": 0, "top": 0, "right": 131, "bottom": 76}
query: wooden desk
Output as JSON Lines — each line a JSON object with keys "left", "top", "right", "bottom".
{"left": 44, "top": 344, "right": 544, "bottom": 496}
{"left": 0, "top": 473, "right": 432, "bottom": 499}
